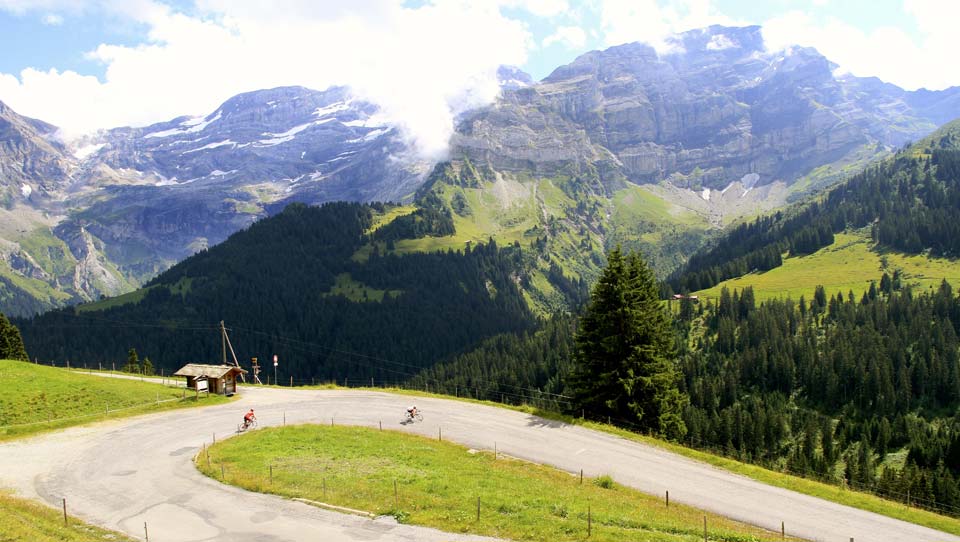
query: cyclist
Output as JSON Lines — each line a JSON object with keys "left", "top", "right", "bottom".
{"left": 406, "top": 405, "right": 418, "bottom": 421}
{"left": 242, "top": 408, "right": 256, "bottom": 429}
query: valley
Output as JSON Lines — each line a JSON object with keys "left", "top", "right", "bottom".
{"left": 4, "top": 8, "right": 960, "bottom": 541}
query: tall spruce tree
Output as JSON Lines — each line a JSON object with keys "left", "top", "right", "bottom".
{"left": 124, "top": 348, "right": 140, "bottom": 373}
{"left": 568, "top": 246, "right": 688, "bottom": 439}
{"left": 0, "top": 312, "right": 29, "bottom": 361}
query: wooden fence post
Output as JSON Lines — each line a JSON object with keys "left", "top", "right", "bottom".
{"left": 476, "top": 496, "right": 480, "bottom": 521}
{"left": 62, "top": 498, "right": 68, "bottom": 526}
{"left": 666, "top": 490, "right": 669, "bottom": 507}
{"left": 144, "top": 522, "right": 149, "bottom": 541}
{"left": 703, "top": 515, "right": 707, "bottom": 541}
{"left": 587, "top": 505, "right": 591, "bottom": 537}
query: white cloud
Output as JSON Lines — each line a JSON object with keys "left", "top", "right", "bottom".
{"left": 0, "top": 0, "right": 533, "bottom": 160}
{"left": 542, "top": 25, "right": 586, "bottom": 48}
{"left": 761, "top": 5, "right": 960, "bottom": 91}
{"left": 502, "top": 0, "right": 569, "bottom": 17}
{"left": 597, "top": 0, "right": 739, "bottom": 54}
{"left": 41, "top": 13, "right": 64, "bottom": 24}
{"left": 0, "top": 0, "right": 86, "bottom": 13}
{"left": 705, "top": 33, "right": 734, "bottom": 50}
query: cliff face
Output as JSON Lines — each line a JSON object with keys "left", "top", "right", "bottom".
{"left": 0, "top": 100, "right": 72, "bottom": 206}
{"left": 454, "top": 26, "right": 951, "bottom": 192}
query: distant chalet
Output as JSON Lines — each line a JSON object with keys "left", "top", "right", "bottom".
{"left": 173, "top": 364, "right": 246, "bottom": 395}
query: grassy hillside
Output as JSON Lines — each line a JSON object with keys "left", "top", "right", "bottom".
{"left": 0, "top": 359, "right": 228, "bottom": 441}
{"left": 696, "top": 230, "right": 960, "bottom": 301}
{"left": 18, "top": 203, "right": 537, "bottom": 381}
{"left": 198, "top": 424, "right": 794, "bottom": 542}
{"left": 0, "top": 221, "right": 139, "bottom": 317}
{"left": 673, "top": 120, "right": 960, "bottom": 295}
{"left": 609, "top": 185, "right": 713, "bottom": 277}
{"left": 0, "top": 491, "right": 135, "bottom": 542}
{"left": 379, "top": 162, "right": 715, "bottom": 314}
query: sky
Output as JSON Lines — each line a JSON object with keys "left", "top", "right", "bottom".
{"left": 0, "top": 0, "right": 956, "bottom": 160}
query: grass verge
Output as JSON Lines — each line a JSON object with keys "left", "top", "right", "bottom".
{"left": 0, "top": 491, "right": 134, "bottom": 542}
{"left": 302, "top": 384, "right": 960, "bottom": 536}
{"left": 0, "top": 359, "right": 231, "bottom": 442}
{"left": 198, "top": 425, "right": 795, "bottom": 542}
{"left": 516, "top": 408, "right": 960, "bottom": 537}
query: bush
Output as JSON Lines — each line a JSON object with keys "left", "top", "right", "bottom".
{"left": 593, "top": 474, "right": 615, "bottom": 489}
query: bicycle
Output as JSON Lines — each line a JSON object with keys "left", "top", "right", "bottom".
{"left": 238, "top": 418, "right": 258, "bottom": 432}
{"left": 403, "top": 410, "right": 423, "bottom": 423}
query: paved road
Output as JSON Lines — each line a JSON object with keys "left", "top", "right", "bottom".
{"left": 0, "top": 387, "right": 957, "bottom": 542}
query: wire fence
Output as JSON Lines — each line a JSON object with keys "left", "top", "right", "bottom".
{"left": 25, "top": 315, "right": 960, "bottom": 520}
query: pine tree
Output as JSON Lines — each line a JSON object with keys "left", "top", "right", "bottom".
{"left": 568, "top": 246, "right": 688, "bottom": 439}
{"left": 124, "top": 348, "right": 140, "bottom": 373}
{"left": 142, "top": 356, "right": 154, "bottom": 376}
{"left": 0, "top": 312, "right": 29, "bottom": 361}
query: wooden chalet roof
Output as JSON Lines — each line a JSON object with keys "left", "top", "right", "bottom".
{"left": 173, "top": 364, "right": 247, "bottom": 378}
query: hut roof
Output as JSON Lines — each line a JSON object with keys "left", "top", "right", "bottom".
{"left": 173, "top": 364, "right": 247, "bottom": 378}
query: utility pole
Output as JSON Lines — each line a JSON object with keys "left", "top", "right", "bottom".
{"left": 220, "top": 321, "right": 245, "bottom": 382}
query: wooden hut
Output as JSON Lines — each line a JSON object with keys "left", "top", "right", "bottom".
{"left": 173, "top": 364, "right": 247, "bottom": 395}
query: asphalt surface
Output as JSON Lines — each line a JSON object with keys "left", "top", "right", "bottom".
{"left": 1, "top": 386, "right": 958, "bottom": 542}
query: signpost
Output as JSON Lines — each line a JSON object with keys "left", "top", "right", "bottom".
{"left": 273, "top": 354, "right": 278, "bottom": 387}
{"left": 251, "top": 357, "right": 262, "bottom": 385}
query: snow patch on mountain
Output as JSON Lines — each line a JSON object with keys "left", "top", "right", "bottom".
{"left": 145, "top": 111, "right": 222, "bottom": 139}
{"left": 346, "top": 128, "right": 388, "bottom": 144}
{"left": 20, "top": 183, "right": 32, "bottom": 198}
{"left": 313, "top": 101, "right": 351, "bottom": 118}
{"left": 183, "top": 139, "right": 236, "bottom": 154}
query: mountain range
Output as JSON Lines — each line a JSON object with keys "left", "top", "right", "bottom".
{"left": 2, "top": 24, "right": 959, "bottom": 316}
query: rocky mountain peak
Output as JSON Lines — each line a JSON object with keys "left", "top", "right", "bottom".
{"left": 497, "top": 66, "right": 534, "bottom": 90}
{"left": 0, "top": 98, "right": 70, "bottom": 203}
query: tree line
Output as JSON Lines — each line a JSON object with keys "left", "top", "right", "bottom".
{"left": 15, "top": 202, "right": 537, "bottom": 382}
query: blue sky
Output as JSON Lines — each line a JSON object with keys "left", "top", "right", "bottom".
{"left": 0, "top": 0, "right": 953, "bottom": 157}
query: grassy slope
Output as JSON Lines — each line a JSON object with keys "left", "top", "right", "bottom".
{"left": 199, "top": 425, "right": 793, "bottom": 542}
{"left": 324, "top": 272, "right": 401, "bottom": 302}
{"left": 696, "top": 230, "right": 960, "bottom": 302}
{"left": 610, "top": 185, "right": 714, "bottom": 277}
{"left": 354, "top": 386, "right": 960, "bottom": 536}
{"left": 0, "top": 491, "right": 135, "bottom": 542}
{"left": 0, "top": 227, "right": 76, "bottom": 308}
{"left": 0, "top": 359, "right": 230, "bottom": 441}
{"left": 379, "top": 176, "right": 604, "bottom": 314}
